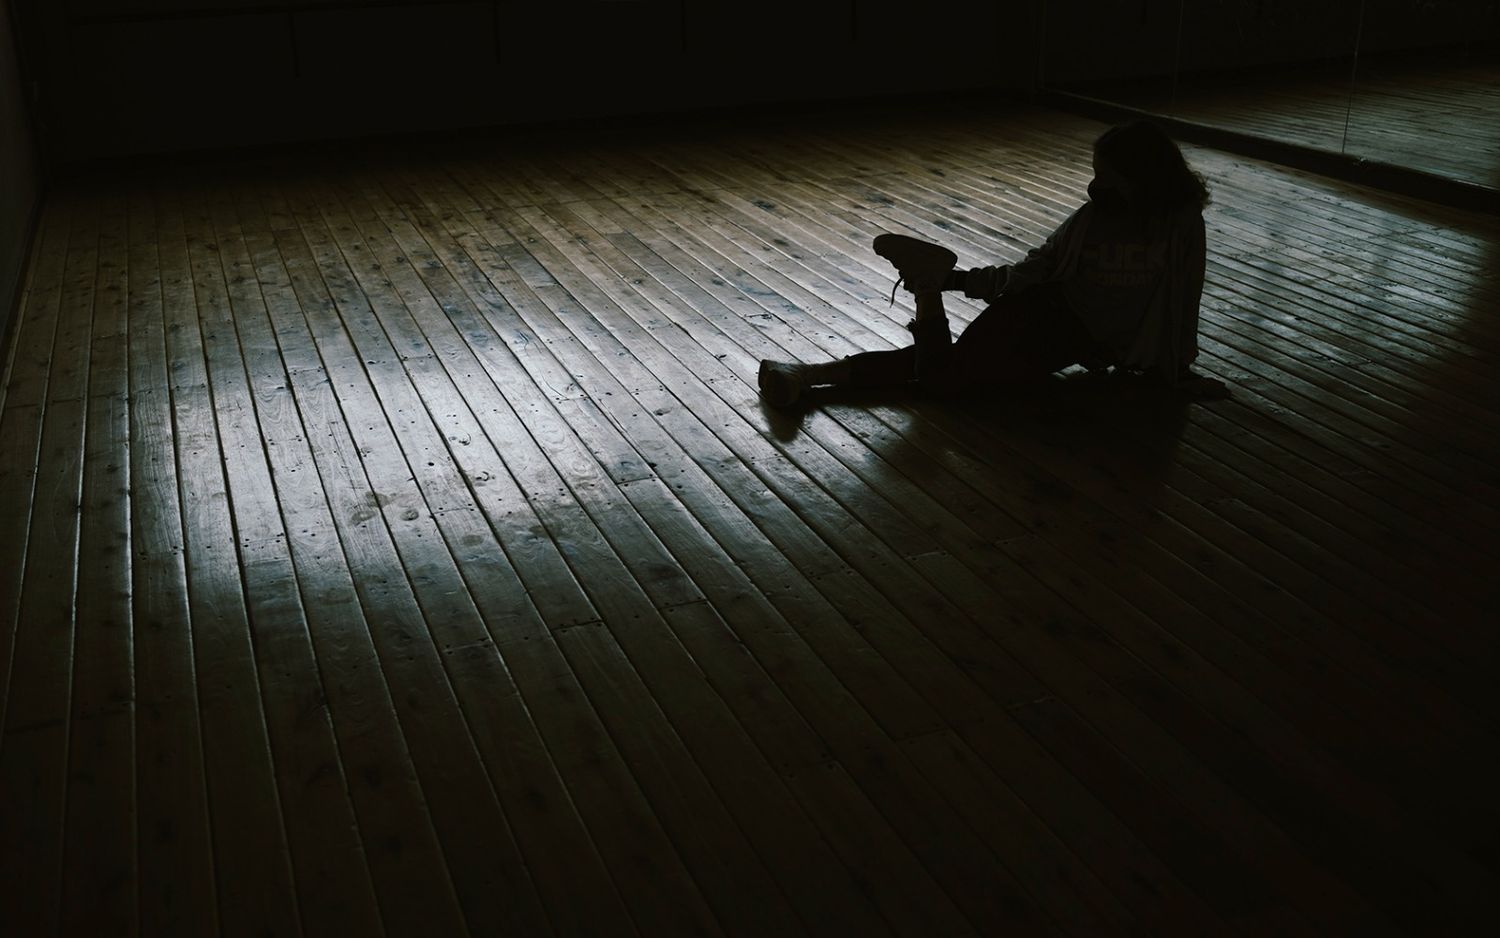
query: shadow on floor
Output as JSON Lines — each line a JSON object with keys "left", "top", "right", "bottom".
{"left": 768, "top": 369, "right": 1194, "bottom": 471}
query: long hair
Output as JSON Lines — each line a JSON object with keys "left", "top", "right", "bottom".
{"left": 1093, "top": 121, "right": 1211, "bottom": 213}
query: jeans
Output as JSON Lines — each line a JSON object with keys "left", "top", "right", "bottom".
{"left": 845, "top": 284, "right": 1104, "bottom": 392}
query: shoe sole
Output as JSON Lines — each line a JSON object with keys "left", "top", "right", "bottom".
{"left": 873, "top": 233, "right": 958, "bottom": 276}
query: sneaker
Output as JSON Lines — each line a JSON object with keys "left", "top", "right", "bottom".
{"left": 873, "top": 233, "right": 957, "bottom": 299}
{"left": 758, "top": 360, "right": 806, "bottom": 408}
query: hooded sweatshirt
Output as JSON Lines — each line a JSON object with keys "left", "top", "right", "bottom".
{"left": 957, "top": 199, "right": 1206, "bottom": 384}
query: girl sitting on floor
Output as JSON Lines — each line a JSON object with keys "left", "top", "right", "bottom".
{"left": 758, "top": 121, "right": 1228, "bottom": 405}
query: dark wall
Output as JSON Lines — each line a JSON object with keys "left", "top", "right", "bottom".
{"left": 20, "top": 0, "right": 1033, "bottom": 161}
{"left": 1, "top": 0, "right": 39, "bottom": 349}
{"left": 20, "top": 1, "right": 1493, "bottom": 163}
{"left": 1044, "top": 0, "right": 1500, "bottom": 84}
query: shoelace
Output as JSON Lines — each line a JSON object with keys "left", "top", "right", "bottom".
{"left": 887, "top": 277, "right": 902, "bottom": 307}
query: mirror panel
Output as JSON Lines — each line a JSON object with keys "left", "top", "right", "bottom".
{"left": 1343, "top": 2, "right": 1500, "bottom": 189}
{"left": 1168, "top": 0, "right": 1361, "bottom": 155}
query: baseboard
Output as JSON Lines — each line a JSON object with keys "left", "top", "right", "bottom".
{"left": 51, "top": 84, "right": 1030, "bottom": 180}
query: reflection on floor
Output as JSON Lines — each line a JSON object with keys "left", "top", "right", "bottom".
{"left": 1062, "top": 52, "right": 1500, "bottom": 189}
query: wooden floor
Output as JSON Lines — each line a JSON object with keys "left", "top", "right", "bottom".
{"left": 1, "top": 100, "right": 1498, "bottom": 937}
{"left": 1066, "top": 55, "right": 1500, "bottom": 189}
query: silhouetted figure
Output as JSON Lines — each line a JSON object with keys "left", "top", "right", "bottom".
{"left": 758, "top": 121, "right": 1228, "bottom": 406}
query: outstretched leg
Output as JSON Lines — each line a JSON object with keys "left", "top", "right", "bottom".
{"left": 757, "top": 357, "right": 854, "bottom": 407}
{"left": 757, "top": 234, "right": 957, "bottom": 407}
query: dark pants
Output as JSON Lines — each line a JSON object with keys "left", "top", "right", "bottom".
{"left": 846, "top": 285, "right": 1103, "bottom": 392}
